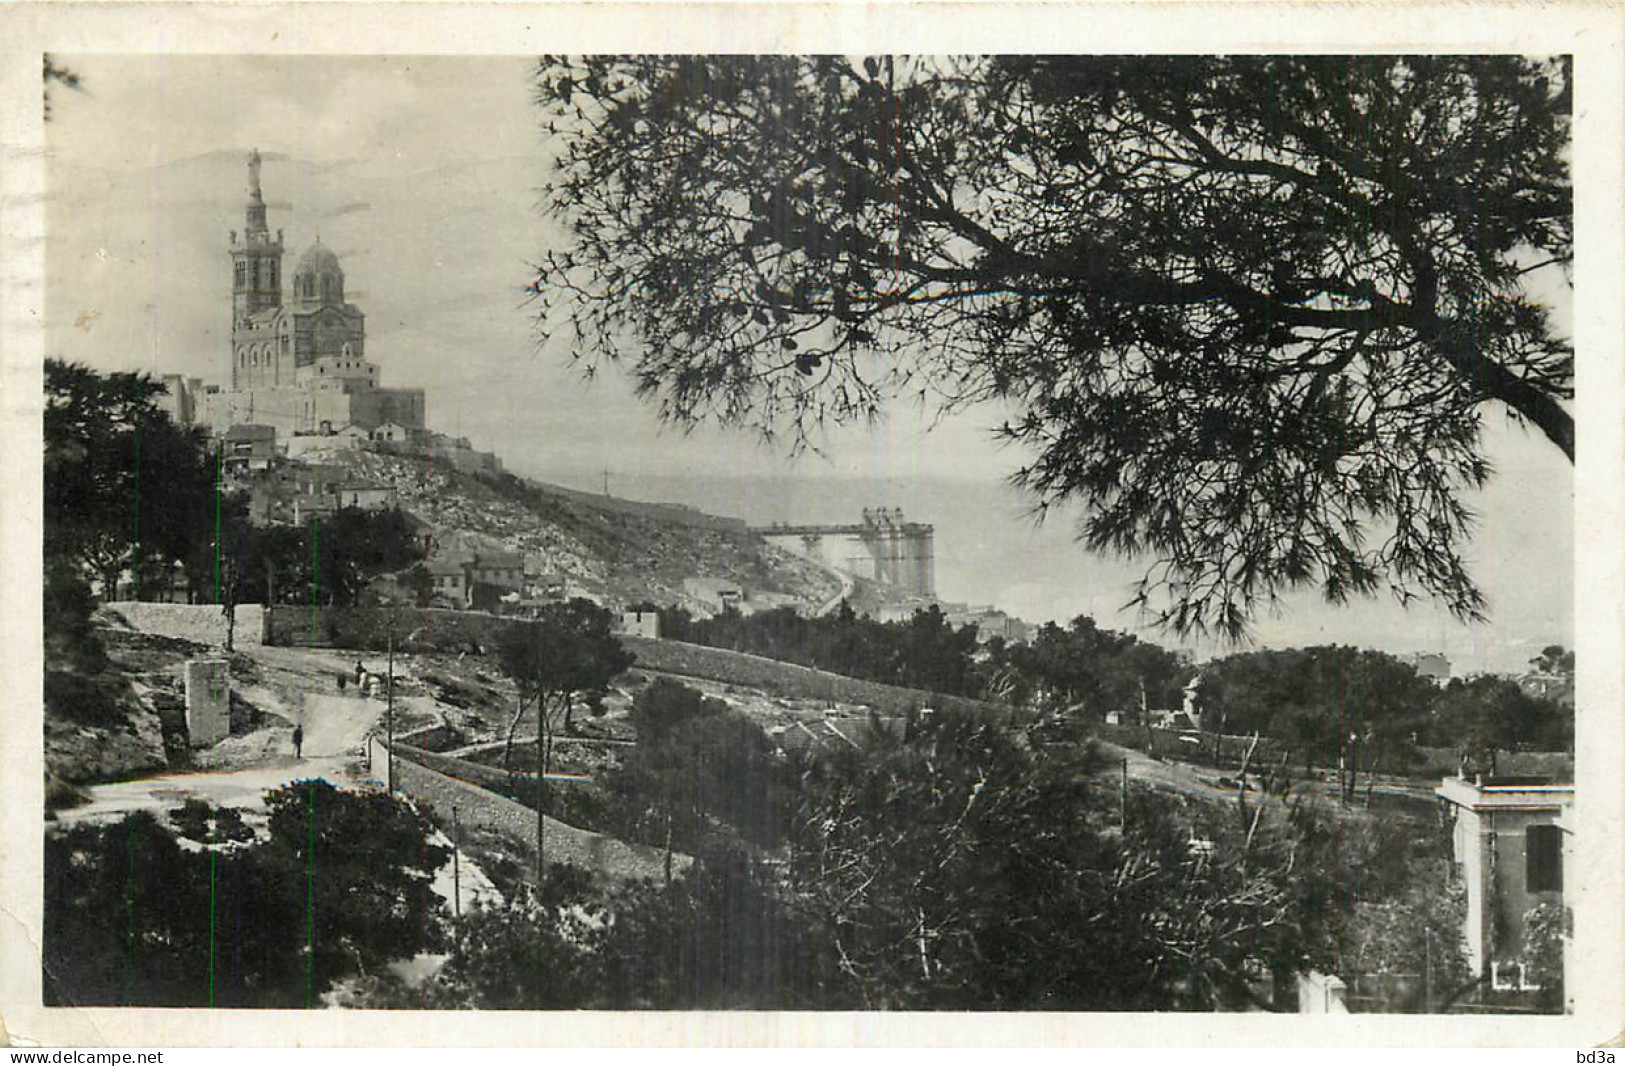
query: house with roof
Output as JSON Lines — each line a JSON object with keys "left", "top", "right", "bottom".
{"left": 1436, "top": 774, "right": 1574, "bottom": 1003}
{"left": 223, "top": 423, "right": 277, "bottom": 474}
{"left": 427, "top": 557, "right": 470, "bottom": 608}
{"left": 423, "top": 549, "right": 526, "bottom": 609}
{"left": 333, "top": 479, "right": 397, "bottom": 511}
{"left": 468, "top": 550, "right": 524, "bottom": 594}
{"left": 370, "top": 420, "right": 419, "bottom": 444}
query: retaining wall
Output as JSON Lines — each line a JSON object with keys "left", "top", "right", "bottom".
{"left": 369, "top": 737, "right": 680, "bottom": 884}
{"left": 394, "top": 740, "right": 619, "bottom": 835}
{"left": 620, "top": 635, "right": 1015, "bottom": 720}
{"left": 263, "top": 607, "right": 1012, "bottom": 724}
{"left": 100, "top": 602, "right": 266, "bottom": 648}
{"left": 265, "top": 605, "right": 518, "bottom": 652}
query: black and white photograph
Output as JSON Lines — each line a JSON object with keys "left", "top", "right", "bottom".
{"left": 3, "top": 2, "right": 1623, "bottom": 1048}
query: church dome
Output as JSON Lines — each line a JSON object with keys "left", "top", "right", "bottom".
{"left": 296, "top": 239, "right": 342, "bottom": 276}
{"left": 293, "top": 238, "right": 344, "bottom": 303}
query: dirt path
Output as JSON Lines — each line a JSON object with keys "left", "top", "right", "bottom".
{"left": 58, "top": 692, "right": 383, "bottom": 825}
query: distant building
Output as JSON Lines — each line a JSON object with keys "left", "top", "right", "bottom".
{"left": 684, "top": 576, "right": 745, "bottom": 614}
{"left": 1408, "top": 652, "right": 1452, "bottom": 683}
{"left": 426, "top": 558, "right": 469, "bottom": 607}
{"left": 429, "top": 433, "right": 503, "bottom": 475}
{"left": 333, "top": 480, "right": 397, "bottom": 511}
{"left": 619, "top": 609, "right": 661, "bottom": 639}
{"left": 1148, "top": 708, "right": 1201, "bottom": 732}
{"left": 464, "top": 551, "right": 521, "bottom": 592}
{"left": 942, "top": 604, "right": 1036, "bottom": 644}
{"left": 370, "top": 420, "right": 418, "bottom": 444}
{"left": 1436, "top": 775, "right": 1573, "bottom": 994}
{"left": 222, "top": 423, "right": 277, "bottom": 474}
{"left": 425, "top": 549, "right": 524, "bottom": 609}
{"left": 1518, "top": 670, "right": 1575, "bottom": 708}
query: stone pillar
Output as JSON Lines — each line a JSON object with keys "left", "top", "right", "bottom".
{"left": 184, "top": 658, "right": 231, "bottom": 747}
{"left": 1297, "top": 971, "right": 1349, "bottom": 1013}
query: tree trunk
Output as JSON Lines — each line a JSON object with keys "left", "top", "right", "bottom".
{"left": 503, "top": 688, "right": 528, "bottom": 779}
{"left": 536, "top": 693, "right": 551, "bottom": 887}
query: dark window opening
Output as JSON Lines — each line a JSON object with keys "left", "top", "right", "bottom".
{"left": 1527, "top": 824, "right": 1563, "bottom": 893}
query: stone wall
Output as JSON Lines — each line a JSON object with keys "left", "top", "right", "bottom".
{"left": 368, "top": 737, "right": 681, "bottom": 884}
{"left": 100, "top": 602, "right": 266, "bottom": 648}
{"left": 264, "top": 604, "right": 518, "bottom": 651}
{"left": 265, "top": 607, "right": 1015, "bottom": 722}
{"left": 620, "top": 635, "right": 1015, "bottom": 720}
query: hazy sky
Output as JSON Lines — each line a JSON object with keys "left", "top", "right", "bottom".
{"left": 44, "top": 54, "right": 1575, "bottom": 673}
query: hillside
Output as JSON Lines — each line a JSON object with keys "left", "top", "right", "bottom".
{"left": 330, "top": 450, "right": 843, "bottom": 612}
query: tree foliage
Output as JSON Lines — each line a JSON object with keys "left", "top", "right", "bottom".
{"left": 984, "top": 614, "right": 1191, "bottom": 713}
{"left": 1428, "top": 674, "right": 1572, "bottom": 761}
{"left": 658, "top": 601, "right": 986, "bottom": 698}
{"left": 783, "top": 708, "right": 1324, "bottom": 1009}
{"left": 426, "top": 868, "right": 605, "bottom": 1010}
{"left": 1202, "top": 645, "right": 1437, "bottom": 747}
{"left": 43, "top": 783, "right": 447, "bottom": 1008}
{"left": 614, "top": 678, "right": 793, "bottom": 850}
{"left": 498, "top": 598, "right": 635, "bottom": 743}
{"left": 537, "top": 55, "right": 1572, "bottom": 638}
{"left": 45, "top": 360, "right": 220, "bottom": 601}
{"left": 496, "top": 599, "right": 635, "bottom": 878}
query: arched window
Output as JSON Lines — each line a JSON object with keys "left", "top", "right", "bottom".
{"left": 235, "top": 261, "right": 246, "bottom": 288}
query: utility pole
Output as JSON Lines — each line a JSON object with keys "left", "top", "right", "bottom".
{"left": 1120, "top": 758, "right": 1129, "bottom": 832}
{"left": 536, "top": 692, "right": 549, "bottom": 889}
{"left": 452, "top": 805, "right": 461, "bottom": 917}
{"left": 385, "top": 608, "right": 396, "bottom": 795}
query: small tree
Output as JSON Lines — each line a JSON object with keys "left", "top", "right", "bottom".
{"left": 496, "top": 599, "right": 635, "bottom": 880}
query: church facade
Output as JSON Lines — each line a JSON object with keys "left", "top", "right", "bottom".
{"left": 183, "top": 150, "right": 426, "bottom": 438}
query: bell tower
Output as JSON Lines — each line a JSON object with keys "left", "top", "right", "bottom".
{"left": 229, "top": 149, "right": 286, "bottom": 389}
{"left": 229, "top": 149, "right": 284, "bottom": 324}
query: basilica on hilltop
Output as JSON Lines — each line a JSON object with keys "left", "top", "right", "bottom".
{"left": 164, "top": 150, "right": 426, "bottom": 441}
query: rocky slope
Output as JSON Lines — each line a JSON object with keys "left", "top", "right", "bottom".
{"left": 332, "top": 450, "right": 843, "bottom": 612}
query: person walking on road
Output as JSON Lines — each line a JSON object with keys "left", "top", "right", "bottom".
{"left": 293, "top": 724, "right": 304, "bottom": 759}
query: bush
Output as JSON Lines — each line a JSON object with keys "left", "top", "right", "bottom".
{"left": 43, "top": 669, "right": 131, "bottom": 726}
{"left": 631, "top": 677, "right": 725, "bottom": 740}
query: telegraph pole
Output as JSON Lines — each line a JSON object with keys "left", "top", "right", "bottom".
{"left": 1120, "top": 758, "right": 1129, "bottom": 832}
{"left": 385, "top": 608, "right": 395, "bottom": 795}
